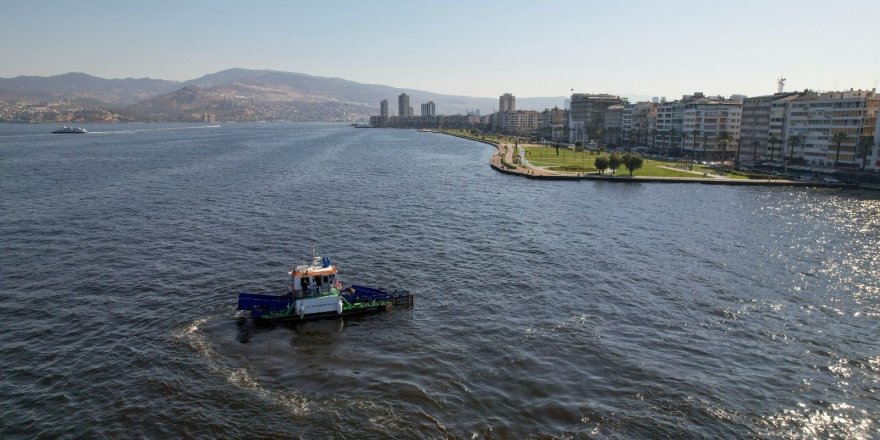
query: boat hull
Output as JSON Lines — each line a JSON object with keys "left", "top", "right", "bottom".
{"left": 235, "top": 285, "right": 413, "bottom": 322}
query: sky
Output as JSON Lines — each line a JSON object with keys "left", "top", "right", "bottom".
{"left": 1, "top": 0, "right": 878, "bottom": 99}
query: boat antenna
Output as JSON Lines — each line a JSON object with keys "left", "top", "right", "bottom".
{"left": 312, "top": 245, "right": 316, "bottom": 258}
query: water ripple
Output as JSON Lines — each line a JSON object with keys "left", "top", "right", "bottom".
{"left": 1, "top": 123, "right": 878, "bottom": 438}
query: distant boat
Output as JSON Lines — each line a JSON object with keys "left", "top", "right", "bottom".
{"left": 51, "top": 126, "right": 87, "bottom": 134}
{"left": 351, "top": 123, "right": 371, "bottom": 128}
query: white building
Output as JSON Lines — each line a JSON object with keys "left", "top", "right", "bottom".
{"left": 682, "top": 96, "right": 742, "bottom": 160}
{"left": 498, "top": 110, "right": 539, "bottom": 134}
{"left": 625, "top": 102, "right": 658, "bottom": 147}
{"left": 781, "top": 90, "right": 879, "bottom": 168}
{"left": 420, "top": 101, "right": 435, "bottom": 117}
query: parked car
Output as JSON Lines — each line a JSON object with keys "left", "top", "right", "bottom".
{"left": 822, "top": 177, "right": 840, "bottom": 183}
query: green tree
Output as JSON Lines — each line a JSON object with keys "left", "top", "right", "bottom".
{"left": 752, "top": 140, "right": 761, "bottom": 164}
{"left": 832, "top": 132, "right": 848, "bottom": 167}
{"left": 622, "top": 153, "right": 644, "bottom": 176}
{"left": 607, "top": 153, "right": 622, "bottom": 175}
{"left": 594, "top": 156, "right": 609, "bottom": 175}
{"left": 575, "top": 140, "right": 583, "bottom": 151}
{"left": 691, "top": 130, "right": 701, "bottom": 160}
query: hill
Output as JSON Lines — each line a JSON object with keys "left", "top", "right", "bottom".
{"left": 0, "top": 72, "right": 178, "bottom": 104}
{"left": 180, "top": 68, "right": 567, "bottom": 114}
{"left": 0, "top": 68, "right": 569, "bottom": 121}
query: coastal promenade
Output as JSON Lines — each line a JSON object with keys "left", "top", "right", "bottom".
{"left": 440, "top": 131, "right": 851, "bottom": 188}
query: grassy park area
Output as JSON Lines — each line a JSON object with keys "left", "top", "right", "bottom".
{"left": 442, "top": 130, "right": 753, "bottom": 179}
{"left": 521, "top": 145, "right": 747, "bottom": 178}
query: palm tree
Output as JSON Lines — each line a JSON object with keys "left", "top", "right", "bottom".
{"left": 752, "top": 141, "right": 761, "bottom": 165}
{"left": 718, "top": 131, "right": 731, "bottom": 163}
{"left": 858, "top": 136, "right": 874, "bottom": 170}
{"left": 670, "top": 127, "right": 680, "bottom": 155}
{"left": 702, "top": 133, "right": 709, "bottom": 160}
{"left": 832, "top": 132, "right": 848, "bottom": 167}
{"left": 786, "top": 135, "right": 797, "bottom": 163}
{"left": 691, "top": 129, "right": 700, "bottom": 160}
{"left": 734, "top": 137, "right": 743, "bottom": 166}
{"left": 768, "top": 135, "right": 779, "bottom": 162}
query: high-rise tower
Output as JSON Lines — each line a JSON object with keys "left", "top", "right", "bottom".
{"left": 499, "top": 93, "right": 516, "bottom": 112}
{"left": 398, "top": 93, "right": 410, "bottom": 117}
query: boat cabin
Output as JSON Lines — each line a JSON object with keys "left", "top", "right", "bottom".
{"left": 289, "top": 256, "right": 340, "bottom": 299}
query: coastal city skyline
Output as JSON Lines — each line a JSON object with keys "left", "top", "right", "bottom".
{"left": 2, "top": 1, "right": 878, "bottom": 99}
{"left": 370, "top": 82, "right": 879, "bottom": 173}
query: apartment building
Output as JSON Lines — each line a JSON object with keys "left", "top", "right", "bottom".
{"left": 682, "top": 96, "right": 742, "bottom": 160}
{"left": 782, "top": 90, "right": 879, "bottom": 167}
{"left": 622, "top": 102, "right": 658, "bottom": 147}
{"left": 498, "top": 110, "right": 539, "bottom": 134}
{"left": 738, "top": 89, "right": 880, "bottom": 168}
{"left": 739, "top": 93, "right": 801, "bottom": 165}
{"left": 420, "top": 101, "right": 435, "bottom": 117}
{"left": 541, "top": 107, "right": 566, "bottom": 141}
{"left": 655, "top": 93, "right": 708, "bottom": 152}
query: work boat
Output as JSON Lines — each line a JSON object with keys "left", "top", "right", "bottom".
{"left": 235, "top": 256, "right": 414, "bottom": 322}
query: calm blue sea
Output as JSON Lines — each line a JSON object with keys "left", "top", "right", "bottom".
{"left": 1, "top": 122, "right": 878, "bottom": 438}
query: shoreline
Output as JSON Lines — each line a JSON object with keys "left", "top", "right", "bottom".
{"left": 439, "top": 131, "right": 858, "bottom": 189}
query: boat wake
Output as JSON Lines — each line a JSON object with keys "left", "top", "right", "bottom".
{"left": 171, "top": 316, "right": 315, "bottom": 416}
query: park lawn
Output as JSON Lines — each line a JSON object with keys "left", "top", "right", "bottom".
{"left": 523, "top": 146, "right": 596, "bottom": 172}
{"left": 522, "top": 146, "right": 748, "bottom": 178}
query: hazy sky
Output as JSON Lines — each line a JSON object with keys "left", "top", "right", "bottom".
{"left": 2, "top": 0, "right": 878, "bottom": 99}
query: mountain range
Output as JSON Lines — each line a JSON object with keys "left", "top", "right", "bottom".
{"left": 0, "top": 69, "right": 571, "bottom": 122}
